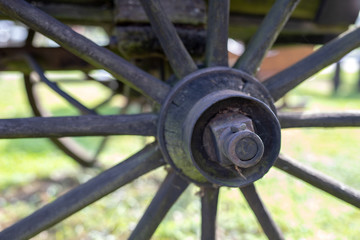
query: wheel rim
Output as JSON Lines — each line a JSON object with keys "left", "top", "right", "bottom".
{"left": 0, "top": 0, "right": 360, "bottom": 239}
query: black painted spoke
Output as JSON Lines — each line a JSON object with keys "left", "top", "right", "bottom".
{"left": 24, "top": 74, "right": 98, "bottom": 167}
{"left": 93, "top": 137, "right": 109, "bottom": 160}
{"left": 201, "top": 187, "right": 219, "bottom": 240}
{"left": 205, "top": 0, "right": 229, "bottom": 67}
{"left": 24, "top": 74, "right": 44, "bottom": 116}
{"left": 0, "top": 144, "right": 165, "bottom": 240}
{"left": 233, "top": 0, "right": 300, "bottom": 75}
{"left": 0, "top": 0, "right": 170, "bottom": 103}
{"left": 129, "top": 171, "right": 189, "bottom": 240}
{"left": 25, "top": 29, "right": 35, "bottom": 46}
{"left": 111, "top": 86, "right": 131, "bottom": 114}
{"left": 279, "top": 112, "right": 360, "bottom": 128}
{"left": 275, "top": 154, "right": 360, "bottom": 208}
{"left": 240, "top": 184, "right": 284, "bottom": 240}
{"left": 26, "top": 55, "right": 96, "bottom": 115}
{"left": 51, "top": 137, "right": 97, "bottom": 167}
{"left": 0, "top": 114, "right": 158, "bottom": 138}
{"left": 92, "top": 93, "right": 116, "bottom": 111}
{"left": 333, "top": 62, "right": 341, "bottom": 93}
{"left": 139, "top": 0, "right": 198, "bottom": 79}
{"left": 264, "top": 26, "right": 360, "bottom": 101}
{"left": 358, "top": 60, "right": 360, "bottom": 91}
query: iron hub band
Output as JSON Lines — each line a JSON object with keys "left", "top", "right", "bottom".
{"left": 158, "top": 67, "right": 281, "bottom": 187}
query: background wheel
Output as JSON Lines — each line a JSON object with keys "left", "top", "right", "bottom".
{"left": 21, "top": 29, "right": 152, "bottom": 168}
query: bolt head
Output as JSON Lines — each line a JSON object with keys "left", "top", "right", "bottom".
{"left": 235, "top": 137, "right": 258, "bottom": 160}
{"left": 204, "top": 112, "right": 265, "bottom": 169}
{"left": 230, "top": 126, "right": 239, "bottom": 133}
{"left": 222, "top": 129, "right": 264, "bottom": 168}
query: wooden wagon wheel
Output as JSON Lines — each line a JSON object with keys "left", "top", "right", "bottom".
{"left": 0, "top": 0, "right": 360, "bottom": 239}
{"left": 23, "top": 59, "right": 137, "bottom": 168}
{"left": 19, "top": 28, "right": 145, "bottom": 167}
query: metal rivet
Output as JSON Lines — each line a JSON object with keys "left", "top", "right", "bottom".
{"left": 239, "top": 123, "right": 247, "bottom": 130}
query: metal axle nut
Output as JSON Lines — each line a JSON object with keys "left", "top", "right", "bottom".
{"left": 220, "top": 127, "right": 264, "bottom": 168}
{"left": 205, "top": 113, "right": 265, "bottom": 168}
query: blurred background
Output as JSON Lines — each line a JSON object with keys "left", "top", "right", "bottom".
{"left": 0, "top": 8, "right": 360, "bottom": 240}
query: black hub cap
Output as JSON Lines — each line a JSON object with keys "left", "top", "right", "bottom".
{"left": 158, "top": 67, "right": 281, "bottom": 187}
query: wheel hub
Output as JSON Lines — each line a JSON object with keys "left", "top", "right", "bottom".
{"left": 204, "top": 112, "right": 265, "bottom": 168}
{"left": 158, "top": 67, "right": 281, "bottom": 187}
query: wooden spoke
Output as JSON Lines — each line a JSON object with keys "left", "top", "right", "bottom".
{"left": 0, "top": 114, "right": 158, "bottom": 138}
{"left": 275, "top": 154, "right": 360, "bottom": 208}
{"left": 264, "top": 27, "right": 360, "bottom": 101}
{"left": 129, "top": 171, "right": 189, "bottom": 240}
{"left": 205, "top": 0, "right": 229, "bottom": 67}
{"left": 49, "top": 137, "right": 98, "bottom": 167}
{"left": 26, "top": 55, "right": 96, "bottom": 115}
{"left": 139, "top": 0, "right": 198, "bottom": 79}
{"left": 0, "top": 0, "right": 170, "bottom": 103}
{"left": 233, "top": 0, "right": 300, "bottom": 75}
{"left": 279, "top": 111, "right": 360, "bottom": 128}
{"left": 0, "top": 144, "right": 165, "bottom": 240}
{"left": 201, "top": 187, "right": 219, "bottom": 240}
{"left": 240, "top": 184, "right": 284, "bottom": 239}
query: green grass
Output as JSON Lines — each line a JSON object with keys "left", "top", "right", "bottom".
{"left": 0, "top": 67, "right": 360, "bottom": 239}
